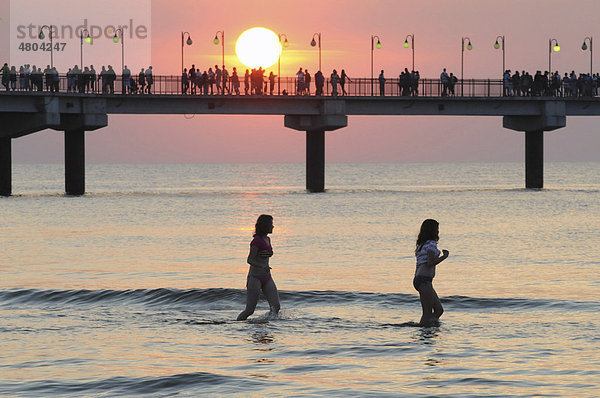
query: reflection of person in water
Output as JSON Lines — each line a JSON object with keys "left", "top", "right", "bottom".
{"left": 413, "top": 219, "right": 449, "bottom": 326}
{"left": 237, "top": 215, "right": 281, "bottom": 321}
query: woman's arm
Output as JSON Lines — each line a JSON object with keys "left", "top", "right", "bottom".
{"left": 427, "top": 249, "right": 449, "bottom": 267}
{"left": 247, "top": 245, "right": 268, "bottom": 268}
{"left": 247, "top": 245, "right": 261, "bottom": 267}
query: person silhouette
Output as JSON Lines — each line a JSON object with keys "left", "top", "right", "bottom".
{"left": 122, "top": 65, "right": 131, "bottom": 94}
{"left": 215, "top": 65, "right": 222, "bottom": 94}
{"left": 222, "top": 65, "right": 230, "bottom": 94}
{"left": 138, "top": 68, "right": 146, "bottom": 94}
{"left": 440, "top": 68, "right": 449, "bottom": 96}
{"left": 182, "top": 67, "right": 189, "bottom": 95}
{"left": 330, "top": 69, "right": 339, "bottom": 97}
{"left": 315, "top": 70, "right": 324, "bottom": 96}
{"left": 107, "top": 65, "right": 116, "bottom": 94}
{"left": 89, "top": 65, "right": 96, "bottom": 92}
{"left": 237, "top": 215, "right": 281, "bottom": 321}
{"left": 145, "top": 66, "right": 153, "bottom": 94}
{"left": 296, "top": 67, "right": 304, "bottom": 95}
{"left": 231, "top": 67, "right": 240, "bottom": 95}
{"left": 413, "top": 219, "right": 450, "bottom": 326}
{"left": 340, "top": 69, "right": 351, "bottom": 96}
{"left": 268, "top": 71, "right": 276, "bottom": 95}
{"left": 208, "top": 67, "right": 215, "bottom": 95}
{"left": 378, "top": 70, "right": 385, "bottom": 96}
{"left": 304, "top": 69, "right": 311, "bottom": 95}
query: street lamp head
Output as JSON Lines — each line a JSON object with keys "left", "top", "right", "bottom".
{"left": 213, "top": 36, "right": 219, "bottom": 45}
{"left": 38, "top": 31, "right": 45, "bottom": 40}
{"left": 85, "top": 35, "right": 92, "bottom": 44}
{"left": 554, "top": 44, "right": 560, "bottom": 52}
{"left": 467, "top": 42, "right": 473, "bottom": 51}
{"left": 494, "top": 40, "right": 500, "bottom": 49}
{"left": 403, "top": 40, "right": 409, "bottom": 48}
{"left": 311, "top": 38, "right": 317, "bottom": 47}
{"left": 113, "top": 34, "right": 119, "bottom": 43}
{"left": 186, "top": 37, "right": 193, "bottom": 46}
{"left": 284, "top": 38, "right": 289, "bottom": 48}
{"left": 582, "top": 42, "right": 588, "bottom": 51}
{"left": 376, "top": 40, "right": 382, "bottom": 49}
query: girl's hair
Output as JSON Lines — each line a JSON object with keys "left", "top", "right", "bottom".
{"left": 415, "top": 219, "right": 439, "bottom": 252}
{"left": 254, "top": 214, "right": 273, "bottom": 237}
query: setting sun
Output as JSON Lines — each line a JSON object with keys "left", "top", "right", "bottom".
{"left": 235, "top": 27, "right": 281, "bottom": 69}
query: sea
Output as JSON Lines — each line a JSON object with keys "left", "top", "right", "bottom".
{"left": 2, "top": 162, "right": 599, "bottom": 397}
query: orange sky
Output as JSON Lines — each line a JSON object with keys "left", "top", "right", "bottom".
{"left": 7, "top": 0, "right": 600, "bottom": 163}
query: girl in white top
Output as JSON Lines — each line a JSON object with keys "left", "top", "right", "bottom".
{"left": 414, "top": 219, "right": 449, "bottom": 326}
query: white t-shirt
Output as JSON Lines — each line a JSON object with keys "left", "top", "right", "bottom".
{"left": 415, "top": 240, "right": 440, "bottom": 277}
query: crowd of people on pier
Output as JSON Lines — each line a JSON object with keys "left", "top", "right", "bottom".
{"left": 1, "top": 63, "right": 154, "bottom": 95}
{"left": 182, "top": 65, "right": 270, "bottom": 96}
{"left": 180, "top": 65, "right": 333, "bottom": 96}
{"left": 502, "top": 69, "right": 599, "bottom": 97}
{"left": 2, "top": 60, "right": 599, "bottom": 98}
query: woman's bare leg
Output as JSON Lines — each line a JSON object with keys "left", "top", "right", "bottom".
{"left": 237, "top": 277, "right": 261, "bottom": 321}
{"left": 418, "top": 282, "right": 435, "bottom": 325}
{"left": 262, "top": 279, "right": 280, "bottom": 315}
{"left": 431, "top": 286, "right": 444, "bottom": 320}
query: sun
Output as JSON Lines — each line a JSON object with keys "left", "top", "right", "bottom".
{"left": 235, "top": 27, "right": 281, "bottom": 69}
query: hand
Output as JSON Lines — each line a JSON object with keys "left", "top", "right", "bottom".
{"left": 258, "top": 250, "right": 273, "bottom": 258}
{"left": 442, "top": 249, "right": 449, "bottom": 258}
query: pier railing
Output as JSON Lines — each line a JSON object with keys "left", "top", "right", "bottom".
{"left": 2, "top": 74, "right": 592, "bottom": 98}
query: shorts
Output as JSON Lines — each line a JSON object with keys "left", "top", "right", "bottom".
{"left": 413, "top": 275, "right": 433, "bottom": 291}
{"left": 248, "top": 274, "right": 272, "bottom": 288}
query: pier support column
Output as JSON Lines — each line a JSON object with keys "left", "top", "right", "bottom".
{"left": 0, "top": 138, "right": 11, "bottom": 197}
{"left": 284, "top": 109, "right": 348, "bottom": 193}
{"left": 65, "top": 129, "right": 85, "bottom": 196}
{"left": 525, "top": 130, "right": 543, "bottom": 189}
{"left": 503, "top": 101, "right": 566, "bottom": 189}
{"left": 306, "top": 130, "right": 325, "bottom": 193}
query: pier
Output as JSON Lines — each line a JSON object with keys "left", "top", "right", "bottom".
{"left": 1, "top": 76, "right": 599, "bottom": 196}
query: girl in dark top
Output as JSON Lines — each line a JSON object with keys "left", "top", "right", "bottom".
{"left": 237, "top": 215, "right": 281, "bottom": 321}
{"left": 340, "top": 69, "right": 351, "bottom": 96}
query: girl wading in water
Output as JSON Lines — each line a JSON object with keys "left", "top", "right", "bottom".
{"left": 237, "top": 215, "right": 281, "bottom": 321}
{"left": 413, "top": 219, "right": 449, "bottom": 326}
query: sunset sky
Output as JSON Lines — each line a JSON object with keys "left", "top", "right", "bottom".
{"left": 6, "top": 0, "right": 600, "bottom": 163}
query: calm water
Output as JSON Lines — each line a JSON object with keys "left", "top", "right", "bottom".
{"left": 2, "top": 162, "right": 600, "bottom": 397}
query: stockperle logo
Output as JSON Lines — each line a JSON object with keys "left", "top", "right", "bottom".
{"left": 6, "top": 0, "right": 151, "bottom": 73}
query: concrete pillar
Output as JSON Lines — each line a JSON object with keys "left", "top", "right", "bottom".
{"left": 306, "top": 130, "right": 325, "bottom": 193}
{"left": 65, "top": 129, "right": 85, "bottom": 196}
{"left": 525, "top": 130, "right": 543, "bottom": 189}
{"left": 285, "top": 112, "right": 347, "bottom": 193}
{"left": 0, "top": 137, "right": 11, "bottom": 197}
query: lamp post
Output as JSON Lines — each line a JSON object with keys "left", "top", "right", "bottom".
{"left": 181, "top": 32, "right": 192, "bottom": 74}
{"left": 38, "top": 25, "right": 56, "bottom": 68}
{"left": 548, "top": 38, "right": 560, "bottom": 73}
{"left": 213, "top": 31, "right": 225, "bottom": 68}
{"left": 371, "top": 35, "right": 382, "bottom": 96}
{"left": 582, "top": 36, "right": 593, "bottom": 76}
{"left": 403, "top": 34, "right": 414, "bottom": 71}
{"left": 278, "top": 33, "right": 289, "bottom": 95}
{"left": 461, "top": 36, "right": 473, "bottom": 82}
{"left": 310, "top": 32, "right": 322, "bottom": 72}
{"left": 80, "top": 29, "right": 92, "bottom": 69}
{"left": 494, "top": 35, "right": 505, "bottom": 76}
{"left": 112, "top": 28, "right": 125, "bottom": 74}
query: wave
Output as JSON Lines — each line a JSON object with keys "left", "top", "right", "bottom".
{"left": 0, "top": 288, "right": 242, "bottom": 307}
{"left": 0, "top": 288, "right": 597, "bottom": 312}
{"left": 0, "top": 371, "right": 269, "bottom": 396}
{"left": 6, "top": 187, "right": 599, "bottom": 201}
